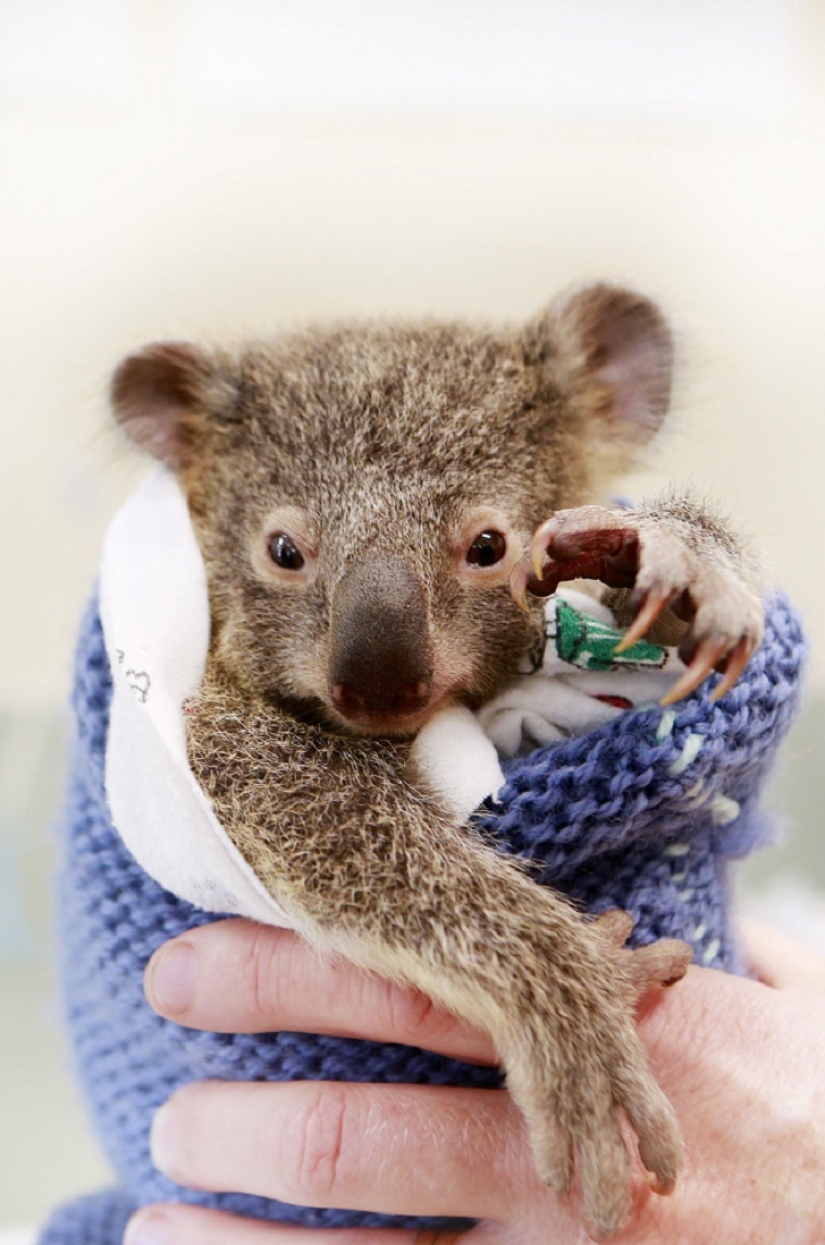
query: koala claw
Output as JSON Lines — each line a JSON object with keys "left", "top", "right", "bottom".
{"left": 515, "top": 505, "right": 764, "bottom": 704}
{"left": 613, "top": 586, "right": 673, "bottom": 652}
{"left": 660, "top": 633, "right": 757, "bottom": 707}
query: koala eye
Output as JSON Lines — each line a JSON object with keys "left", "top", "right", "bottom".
{"left": 267, "top": 532, "right": 305, "bottom": 571}
{"left": 466, "top": 530, "right": 507, "bottom": 568}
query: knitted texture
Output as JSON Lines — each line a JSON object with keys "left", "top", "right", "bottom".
{"left": 38, "top": 1190, "right": 134, "bottom": 1245}
{"left": 41, "top": 592, "right": 804, "bottom": 1242}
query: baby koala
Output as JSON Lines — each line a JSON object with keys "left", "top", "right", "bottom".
{"left": 111, "top": 283, "right": 763, "bottom": 1236}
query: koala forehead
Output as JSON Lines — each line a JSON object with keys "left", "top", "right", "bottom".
{"left": 226, "top": 321, "right": 564, "bottom": 509}
{"left": 114, "top": 283, "right": 674, "bottom": 538}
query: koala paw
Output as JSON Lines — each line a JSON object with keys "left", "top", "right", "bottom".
{"left": 511, "top": 504, "right": 765, "bottom": 704}
{"left": 510, "top": 922, "right": 691, "bottom": 1238}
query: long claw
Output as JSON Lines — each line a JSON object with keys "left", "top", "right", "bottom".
{"left": 660, "top": 637, "right": 729, "bottom": 706}
{"left": 531, "top": 544, "right": 547, "bottom": 581}
{"left": 614, "top": 587, "right": 673, "bottom": 653}
{"left": 709, "top": 635, "right": 755, "bottom": 701}
{"left": 509, "top": 559, "right": 533, "bottom": 614}
{"left": 530, "top": 518, "right": 559, "bottom": 580}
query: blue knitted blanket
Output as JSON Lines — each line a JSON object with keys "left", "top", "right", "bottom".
{"left": 39, "top": 591, "right": 805, "bottom": 1243}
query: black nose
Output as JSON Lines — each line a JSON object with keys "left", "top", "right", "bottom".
{"left": 329, "top": 555, "right": 433, "bottom": 723}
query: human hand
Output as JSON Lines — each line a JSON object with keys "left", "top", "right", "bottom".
{"left": 125, "top": 918, "right": 825, "bottom": 1245}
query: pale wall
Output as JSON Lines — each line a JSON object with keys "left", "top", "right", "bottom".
{"left": 1, "top": 0, "right": 823, "bottom": 709}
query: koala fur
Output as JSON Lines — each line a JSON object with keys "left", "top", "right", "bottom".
{"left": 111, "top": 284, "right": 763, "bottom": 1236}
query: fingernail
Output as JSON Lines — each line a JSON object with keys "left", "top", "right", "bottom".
{"left": 150, "top": 1101, "right": 179, "bottom": 1178}
{"left": 124, "top": 1209, "right": 172, "bottom": 1245}
{"left": 147, "top": 941, "right": 197, "bottom": 1016}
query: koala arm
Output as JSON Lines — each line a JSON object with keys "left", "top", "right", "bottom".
{"left": 186, "top": 661, "right": 690, "bottom": 1237}
{"left": 513, "top": 490, "right": 765, "bottom": 706}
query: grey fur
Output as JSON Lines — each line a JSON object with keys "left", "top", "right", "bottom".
{"left": 111, "top": 284, "right": 762, "bottom": 1236}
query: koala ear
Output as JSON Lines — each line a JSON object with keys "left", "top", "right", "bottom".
{"left": 528, "top": 284, "right": 674, "bottom": 449}
{"left": 110, "top": 341, "right": 233, "bottom": 470}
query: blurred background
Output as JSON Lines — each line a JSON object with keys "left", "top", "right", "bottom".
{"left": 2, "top": 0, "right": 824, "bottom": 1232}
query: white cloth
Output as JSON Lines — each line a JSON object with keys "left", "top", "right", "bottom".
{"left": 478, "top": 592, "right": 686, "bottom": 757}
{"left": 100, "top": 469, "right": 292, "bottom": 925}
{"left": 100, "top": 469, "right": 683, "bottom": 923}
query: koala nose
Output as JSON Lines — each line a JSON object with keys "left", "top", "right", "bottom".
{"left": 329, "top": 555, "right": 434, "bottom": 724}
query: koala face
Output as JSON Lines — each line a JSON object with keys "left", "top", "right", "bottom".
{"left": 111, "top": 287, "right": 673, "bottom": 736}
{"left": 175, "top": 326, "right": 559, "bottom": 735}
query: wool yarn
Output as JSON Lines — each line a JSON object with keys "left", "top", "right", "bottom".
{"left": 39, "top": 591, "right": 804, "bottom": 1242}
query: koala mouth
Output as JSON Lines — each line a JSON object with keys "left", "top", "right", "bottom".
{"left": 329, "top": 678, "right": 449, "bottom": 738}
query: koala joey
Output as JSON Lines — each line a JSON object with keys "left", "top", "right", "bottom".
{"left": 111, "top": 284, "right": 764, "bottom": 1236}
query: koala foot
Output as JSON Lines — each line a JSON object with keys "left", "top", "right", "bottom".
{"left": 510, "top": 922, "right": 691, "bottom": 1237}
{"left": 511, "top": 504, "right": 764, "bottom": 705}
